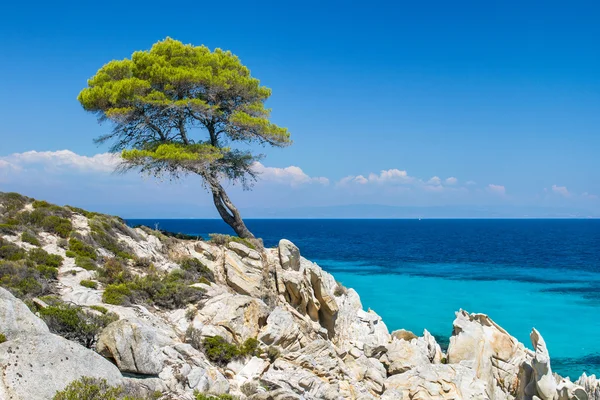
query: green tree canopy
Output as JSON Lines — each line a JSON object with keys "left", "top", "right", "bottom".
{"left": 78, "top": 38, "right": 291, "bottom": 238}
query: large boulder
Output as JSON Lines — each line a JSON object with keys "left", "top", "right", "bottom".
{"left": 96, "top": 318, "right": 169, "bottom": 375}
{"left": 381, "top": 338, "right": 431, "bottom": 375}
{"left": 195, "top": 292, "right": 270, "bottom": 342}
{"left": 0, "top": 334, "right": 123, "bottom": 400}
{"left": 258, "top": 306, "right": 305, "bottom": 351}
{"left": 0, "top": 286, "right": 49, "bottom": 340}
{"left": 225, "top": 247, "right": 265, "bottom": 298}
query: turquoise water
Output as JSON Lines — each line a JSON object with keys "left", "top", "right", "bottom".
{"left": 127, "top": 219, "right": 600, "bottom": 378}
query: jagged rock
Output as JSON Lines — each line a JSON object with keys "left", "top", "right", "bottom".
{"left": 381, "top": 337, "right": 431, "bottom": 375}
{"left": 391, "top": 329, "right": 417, "bottom": 342}
{"left": 529, "top": 328, "right": 557, "bottom": 400}
{"left": 0, "top": 286, "right": 49, "bottom": 340}
{"left": 96, "top": 318, "right": 169, "bottom": 375}
{"left": 577, "top": 374, "right": 600, "bottom": 400}
{"left": 234, "top": 356, "right": 270, "bottom": 385}
{"left": 385, "top": 364, "right": 490, "bottom": 400}
{"left": 448, "top": 310, "right": 532, "bottom": 397}
{"left": 229, "top": 241, "right": 262, "bottom": 260}
{"left": 520, "top": 329, "right": 587, "bottom": 400}
{"left": 334, "top": 288, "right": 390, "bottom": 353}
{"left": 258, "top": 306, "right": 304, "bottom": 351}
{"left": 278, "top": 239, "right": 300, "bottom": 271}
{"left": 0, "top": 334, "right": 123, "bottom": 400}
{"left": 225, "top": 248, "right": 265, "bottom": 297}
{"left": 345, "top": 354, "right": 387, "bottom": 394}
{"left": 195, "top": 292, "right": 269, "bottom": 342}
{"left": 415, "top": 329, "right": 444, "bottom": 364}
{"left": 260, "top": 339, "right": 344, "bottom": 399}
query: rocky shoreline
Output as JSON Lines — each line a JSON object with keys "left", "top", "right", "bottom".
{"left": 0, "top": 194, "right": 599, "bottom": 399}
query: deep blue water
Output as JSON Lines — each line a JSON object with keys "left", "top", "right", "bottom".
{"left": 127, "top": 218, "right": 600, "bottom": 378}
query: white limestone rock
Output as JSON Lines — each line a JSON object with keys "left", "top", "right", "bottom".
{"left": 96, "top": 318, "right": 170, "bottom": 375}
{"left": 0, "top": 286, "right": 49, "bottom": 340}
{"left": 0, "top": 334, "right": 123, "bottom": 400}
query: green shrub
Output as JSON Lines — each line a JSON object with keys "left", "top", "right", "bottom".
{"left": 28, "top": 248, "right": 63, "bottom": 268}
{"left": 52, "top": 377, "right": 158, "bottom": 400}
{"left": 0, "top": 241, "right": 27, "bottom": 261}
{"left": 75, "top": 256, "right": 97, "bottom": 271}
{"left": 0, "top": 192, "right": 28, "bottom": 213}
{"left": 32, "top": 200, "right": 51, "bottom": 209}
{"left": 68, "top": 238, "right": 97, "bottom": 259}
{"left": 21, "top": 232, "right": 41, "bottom": 246}
{"left": 65, "top": 250, "right": 76, "bottom": 258}
{"left": 194, "top": 392, "right": 238, "bottom": 400}
{"left": 65, "top": 205, "right": 100, "bottom": 219}
{"left": 208, "top": 233, "right": 257, "bottom": 250}
{"left": 239, "top": 337, "right": 260, "bottom": 357}
{"left": 202, "top": 336, "right": 241, "bottom": 366}
{"left": 41, "top": 215, "right": 73, "bottom": 238}
{"left": 89, "top": 218, "right": 134, "bottom": 259}
{"left": 0, "top": 224, "right": 17, "bottom": 235}
{"left": 266, "top": 346, "right": 280, "bottom": 362}
{"left": 90, "top": 305, "right": 108, "bottom": 314}
{"left": 38, "top": 302, "right": 118, "bottom": 348}
{"left": 36, "top": 265, "right": 58, "bottom": 279}
{"left": 97, "top": 258, "right": 129, "bottom": 284}
{"left": 180, "top": 258, "right": 215, "bottom": 283}
{"left": 102, "top": 283, "right": 131, "bottom": 305}
{"left": 0, "top": 333, "right": 6, "bottom": 344}
{"left": 80, "top": 280, "right": 98, "bottom": 289}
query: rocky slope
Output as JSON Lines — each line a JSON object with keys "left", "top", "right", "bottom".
{"left": 0, "top": 192, "right": 598, "bottom": 400}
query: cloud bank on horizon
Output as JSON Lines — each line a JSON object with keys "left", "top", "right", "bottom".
{"left": 0, "top": 149, "right": 598, "bottom": 218}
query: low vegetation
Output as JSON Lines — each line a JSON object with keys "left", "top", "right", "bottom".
{"left": 37, "top": 299, "right": 118, "bottom": 348}
{"left": 79, "top": 279, "right": 98, "bottom": 289}
{"left": 185, "top": 330, "right": 262, "bottom": 366}
{"left": 21, "top": 231, "right": 41, "bottom": 246}
{"left": 0, "top": 332, "right": 6, "bottom": 344}
{"left": 53, "top": 377, "right": 160, "bottom": 400}
{"left": 100, "top": 258, "right": 205, "bottom": 309}
{"left": 0, "top": 237, "right": 63, "bottom": 298}
{"left": 208, "top": 233, "right": 257, "bottom": 250}
{"left": 334, "top": 280, "right": 348, "bottom": 296}
{"left": 194, "top": 392, "right": 238, "bottom": 400}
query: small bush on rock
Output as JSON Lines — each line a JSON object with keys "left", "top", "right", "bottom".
{"left": 53, "top": 377, "right": 159, "bottom": 400}
{"left": 333, "top": 281, "right": 348, "bottom": 296}
{"left": 21, "top": 231, "right": 41, "bottom": 246}
{"left": 0, "top": 333, "right": 6, "bottom": 344}
{"left": 202, "top": 336, "right": 240, "bottom": 366}
{"left": 80, "top": 279, "right": 98, "bottom": 289}
{"left": 38, "top": 302, "right": 118, "bottom": 348}
{"left": 68, "top": 238, "right": 97, "bottom": 260}
{"left": 194, "top": 392, "right": 238, "bottom": 400}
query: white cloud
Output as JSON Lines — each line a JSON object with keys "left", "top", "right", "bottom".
{"left": 251, "top": 162, "right": 329, "bottom": 187}
{"left": 551, "top": 185, "right": 570, "bottom": 197}
{"left": 1, "top": 150, "right": 121, "bottom": 173}
{"left": 487, "top": 184, "right": 506, "bottom": 195}
{"left": 445, "top": 177, "right": 458, "bottom": 185}
{"left": 582, "top": 192, "right": 599, "bottom": 200}
{"left": 465, "top": 180, "right": 476, "bottom": 186}
{"left": 340, "top": 169, "right": 415, "bottom": 186}
{"left": 427, "top": 176, "right": 441, "bottom": 185}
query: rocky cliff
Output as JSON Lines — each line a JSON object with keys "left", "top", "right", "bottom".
{"left": 0, "top": 192, "right": 598, "bottom": 400}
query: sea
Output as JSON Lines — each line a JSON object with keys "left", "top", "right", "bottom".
{"left": 126, "top": 218, "right": 600, "bottom": 379}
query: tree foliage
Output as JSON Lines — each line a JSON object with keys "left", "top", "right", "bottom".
{"left": 78, "top": 38, "right": 291, "bottom": 185}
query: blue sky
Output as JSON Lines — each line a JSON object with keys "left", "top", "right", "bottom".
{"left": 0, "top": 1, "right": 599, "bottom": 217}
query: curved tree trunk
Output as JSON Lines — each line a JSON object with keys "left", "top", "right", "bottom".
{"left": 208, "top": 179, "right": 255, "bottom": 239}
